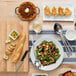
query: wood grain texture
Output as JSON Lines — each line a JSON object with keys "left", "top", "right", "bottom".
{"left": 0, "top": 0, "right": 76, "bottom": 76}
{"left": 0, "top": 63, "right": 76, "bottom": 76}
{"left": 0, "top": 2, "right": 29, "bottom": 72}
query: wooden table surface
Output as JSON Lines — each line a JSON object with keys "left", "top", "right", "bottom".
{"left": 0, "top": 0, "right": 76, "bottom": 76}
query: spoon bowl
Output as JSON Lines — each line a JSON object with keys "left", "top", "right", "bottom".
{"left": 54, "top": 23, "right": 63, "bottom": 34}
{"left": 54, "top": 23, "right": 73, "bottom": 57}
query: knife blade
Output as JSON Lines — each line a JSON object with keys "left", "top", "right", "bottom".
{"left": 16, "top": 50, "right": 29, "bottom": 72}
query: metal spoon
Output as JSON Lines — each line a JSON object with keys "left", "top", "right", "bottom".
{"left": 54, "top": 23, "right": 73, "bottom": 57}
{"left": 54, "top": 23, "right": 63, "bottom": 34}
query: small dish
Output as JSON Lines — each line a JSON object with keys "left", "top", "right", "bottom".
{"left": 32, "top": 73, "right": 48, "bottom": 76}
{"left": 15, "top": 2, "right": 40, "bottom": 21}
{"left": 65, "top": 29, "right": 76, "bottom": 41}
{"left": 59, "top": 70, "right": 76, "bottom": 76}
{"left": 33, "top": 22, "right": 42, "bottom": 33}
{"left": 9, "top": 29, "right": 20, "bottom": 40}
{"left": 43, "top": 4, "right": 74, "bottom": 21}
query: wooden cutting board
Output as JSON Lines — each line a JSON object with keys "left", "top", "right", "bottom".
{"left": 0, "top": 2, "right": 29, "bottom": 72}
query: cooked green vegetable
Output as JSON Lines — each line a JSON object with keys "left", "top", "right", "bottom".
{"left": 36, "top": 40, "right": 61, "bottom": 66}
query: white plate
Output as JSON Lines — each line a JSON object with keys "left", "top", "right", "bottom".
{"left": 30, "top": 36, "right": 64, "bottom": 71}
{"left": 65, "top": 29, "right": 76, "bottom": 41}
{"left": 43, "top": 4, "right": 74, "bottom": 21}
{"left": 32, "top": 73, "right": 48, "bottom": 76}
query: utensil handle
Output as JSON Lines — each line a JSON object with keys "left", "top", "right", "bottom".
{"left": 62, "top": 34, "right": 72, "bottom": 55}
{"left": 63, "top": 35, "right": 73, "bottom": 52}
{"left": 60, "top": 34, "right": 70, "bottom": 57}
{"left": 21, "top": 50, "right": 29, "bottom": 61}
{"left": 36, "top": 7, "right": 40, "bottom": 15}
{"left": 15, "top": 7, "right": 19, "bottom": 15}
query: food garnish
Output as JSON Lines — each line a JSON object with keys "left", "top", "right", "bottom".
{"left": 36, "top": 40, "right": 61, "bottom": 66}
{"left": 25, "top": 8, "right": 29, "bottom": 13}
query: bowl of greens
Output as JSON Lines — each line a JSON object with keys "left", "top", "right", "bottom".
{"left": 36, "top": 40, "right": 61, "bottom": 66}
{"left": 30, "top": 36, "right": 64, "bottom": 71}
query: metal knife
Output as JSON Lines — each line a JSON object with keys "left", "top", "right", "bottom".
{"left": 16, "top": 50, "right": 29, "bottom": 72}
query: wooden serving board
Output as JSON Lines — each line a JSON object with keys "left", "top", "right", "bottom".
{"left": 0, "top": 2, "right": 29, "bottom": 72}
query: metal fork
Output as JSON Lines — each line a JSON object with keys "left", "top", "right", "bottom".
{"left": 60, "top": 33, "right": 73, "bottom": 57}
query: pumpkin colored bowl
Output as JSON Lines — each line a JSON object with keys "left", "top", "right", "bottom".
{"left": 15, "top": 2, "right": 40, "bottom": 21}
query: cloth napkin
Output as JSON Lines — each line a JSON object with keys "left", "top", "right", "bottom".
{"left": 29, "top": 30, "right": 76, "bottom": 64}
